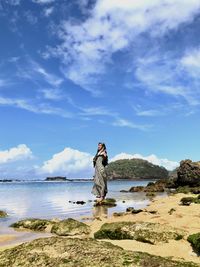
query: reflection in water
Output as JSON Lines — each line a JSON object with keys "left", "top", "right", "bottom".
{"left": 92, "top": 205, "right": 108, "bottom": 218}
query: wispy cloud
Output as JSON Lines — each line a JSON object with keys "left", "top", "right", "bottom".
{"left": 0, "top": 96, "right": 72, "bottom": 118}
{"left": 112, "top": 118, "right": 151, "bottom": 131}
{"left": 135, "top": 53, "right": 200, "bottom": 106}
{"left": 39, "top": 88, "right": 63, "bottom": 100}
{"left": 16, "top": 59, "right": 63, "bottom": 88}
{"left": 43, "top": 6, "right": 54, "bottom": 17}
{"left": 32, "top": 0, "right": 55, "bottom": 4}
{"left": 48, "top": 0, "right": 200, "bottom": 94}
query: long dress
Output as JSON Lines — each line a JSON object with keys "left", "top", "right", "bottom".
{"left": 91, "top": 155, "right": 108, "bottom": 198}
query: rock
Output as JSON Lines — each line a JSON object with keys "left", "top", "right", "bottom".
{"left": 180, "top": 196, "right": 200, "bottom": 206}
{"left": 146, "top": 192, "right": 156, "bottom": 197}
{"left": 0, "top": 236, "right": 198, "bottom": 267}
{"left": 10, "top": 218, "right": 55, "bottom": 232}
{"left": 168, "top": 208, "right": 176, "bottom": 215}
{"left": 113, "top": 212, "right": 125, "bottom": 217}
{"left": 126, "top": 207, "right": 143, "bottom": 214}
{"left": 76, "top": 201, "right": 86, "bottom": 205}
{"left": 94, "top": 221, "right": 186, "bottom": 244}
{"left": 120, "top": 190, "right": 129, "bottom": 192}
{"left": 129, "top": 180, "right": 166, "bottom": 193}
{"left": 177, "top": 160, "right": 200, "bottom": 187}
{"left": 129, "top": 186, "right": 144, "bottom": 192}
{"left": 94, "top": 198, "right": 117, "bottom": 207}
{"left": 0, "top": 210, "right": 8, "bottom": 217}
{"left": 51, "top": 218, "right": 90, "bottom": 236}
{"left": 188, "top": 232, "right": 200, "bottom": 254}
{"left": 10, "top": 218, "right": 91, "bottom": 236}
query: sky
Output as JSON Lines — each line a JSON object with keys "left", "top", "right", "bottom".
{"left": 0, "top": 0, "right": 200, "bottom": 179}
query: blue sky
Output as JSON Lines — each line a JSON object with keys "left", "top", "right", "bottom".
{"left": 0, "top": 0, "right": 200, "bottom": 178}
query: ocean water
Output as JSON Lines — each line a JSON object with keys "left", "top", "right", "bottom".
{"left": 0, "top": 180, "right": 154, "bottom": 236}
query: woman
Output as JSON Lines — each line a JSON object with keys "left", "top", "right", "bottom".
{"left": 91, "top": 142, "right": 108, "bottom": 203}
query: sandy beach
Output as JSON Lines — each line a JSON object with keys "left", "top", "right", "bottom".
{"left": 85, "top": 193, "right": 200, "bottom": 264}
{"left": 0, "top": 193, "right": 199, "bottom": 265}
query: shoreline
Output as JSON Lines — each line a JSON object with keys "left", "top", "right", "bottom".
{"left": 0, "top": 193, "right": 199, "bottom": 265}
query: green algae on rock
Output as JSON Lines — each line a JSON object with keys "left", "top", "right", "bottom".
{"left": 94, "top": 198, "right": 117, "bottom": 207}
{"left": 51, "top": 218, "right": 90, "bottom": 236}
{"left": 0, "top": 210, "right": 8, "bottom": 217}
{"left": 94, "top": 221, "right": 186, "bottom": 244}
{"left": 180, "top": 196, "right": 200, "bottom": 206}
{"left": 188, "top": 233, "right": 200, "bottom": 254}
{"left": 10, "top": 218, "right": 91, "bottom": 236}
{"left": 0, "top": 236, "right": 198, "bottom": 267}
{"left": 10, "top": 218, "right": 55, "bottom": 232}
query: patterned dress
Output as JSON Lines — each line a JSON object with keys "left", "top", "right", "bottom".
{"left": 91, "top": 155, "right": 108, "bottom": 198}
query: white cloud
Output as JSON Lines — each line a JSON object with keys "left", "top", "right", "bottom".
{"left": 6, "top": 0, "right": 21, "bottom": 5}
{"left": 32, "top": 0, "right": 54, "bottom": 4}
{"left": 0, "top": 144, "right": 32, "bottom": 164}
{"left": 39, "top": 147, "right": 93, "bottom": 177}
{"left": 110, "top": 152, "right": 179, "bottom": 171}
{"left": 50, "top": 0, "right": 200, "bottom": 93}
{"left": 181, "top": 47, "right": 200, "bottom": 80}
{"left": 0, "top": 95, "right": 72, "bottom": 118}
{"left": 17, "top": 59, "right": 63, "bottom": 88}
{"left": 40, "top": 88, "right": 63, "bottom": 100}
{"left": 135, "top": 54, "right": 200, "bottom": 106}
{"left": 43, "top": 6, "right": 54, "bottom": 17}
{"left": 112, "top": 118, "right": 150, "bottom": 131}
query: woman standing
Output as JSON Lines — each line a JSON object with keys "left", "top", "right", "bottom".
{"left": 92, "top": 142, "right": 108, "bottom": 203}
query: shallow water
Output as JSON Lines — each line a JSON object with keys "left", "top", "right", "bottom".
{"left": 0, "top": 180, "right": 153, "bottom": 234}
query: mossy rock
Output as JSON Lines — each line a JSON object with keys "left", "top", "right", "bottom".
{"left": 51, "top": 218, "right": 90, "bottom": 236}
{"left": 180, "top": 196, "right": 200, "bottom": 206}
{"left": 10, "top": 218, "right": 55, "bottom": 232}
{"left": 175, "top": 186, "right": 200, "bottom": 194}
{"left": 0, "top": 236, "right": 198, "bottom": 267}
{"left": 94, "top": 221, "right": 186, "bottom": 244}
{"left": 0, "top": 210, "right": 8, "bottom": 218}
{"left": 94, "top": 198, "right": 117, "bottom": 207}
{"left": 188, "top": 233, "right": 200, "bottom": 254}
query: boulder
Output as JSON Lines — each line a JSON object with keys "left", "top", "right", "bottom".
{"left": 0, "top": 236, "right": 198, "bottom": 267}
{"left": 94, "top": 221, "right": 186, "bottom": 244}
{"left": 188, "top": 232, "right": 200, "bottom": 254}
{"left": 0, "top": 210, "right": 8, "bottom": 218}
{"left": 10, "top": 218, "right": 55, "bottom": 232}
{"left": 177, "top": 160, "right": 200, "bottom": 187}
{"left": 51, "top": 218, "right": 90, "bottom": 236}
{"left": 10, "top": 218, "right": 91, "bottom": 236}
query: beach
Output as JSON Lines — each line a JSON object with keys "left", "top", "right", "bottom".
{"left": 86, "top": 193, "right": 200, "bottom": 264}
{"left": 0, "top": 191, "right": 199, "bottom": 265}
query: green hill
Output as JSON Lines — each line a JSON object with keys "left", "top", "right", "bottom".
{"left": 105, "top": 158, "right": 169, "bottom": 180}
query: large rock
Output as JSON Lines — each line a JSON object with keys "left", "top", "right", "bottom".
{"left": 0, "top": 210, "right": 8, "bottom": 218}
{"left": 10, "top": 218, "right": 55, "bottom": 232}
{"left": 177, "top": 160, "right": 200, "bottom": 187}
{"left": 11, "top": 218, "right": 91, "bottom": 236}
{"left": 51, "top": 218, "right": 90, "bottom": 236}
{"left": 94, "top": 221, "right": 186, "bottom": 244}
{"left": 0, "top": 236, "right": 198, "bottom": 267}
{"left": 129, "top": 180, "right": 166, "bottom": 193}
{"left": 188, "top": 232, "right": 200, "bottom": 254}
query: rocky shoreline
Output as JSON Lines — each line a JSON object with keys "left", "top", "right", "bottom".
{"left": 0, "top": 159, "right": 200, "bottom": 266}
